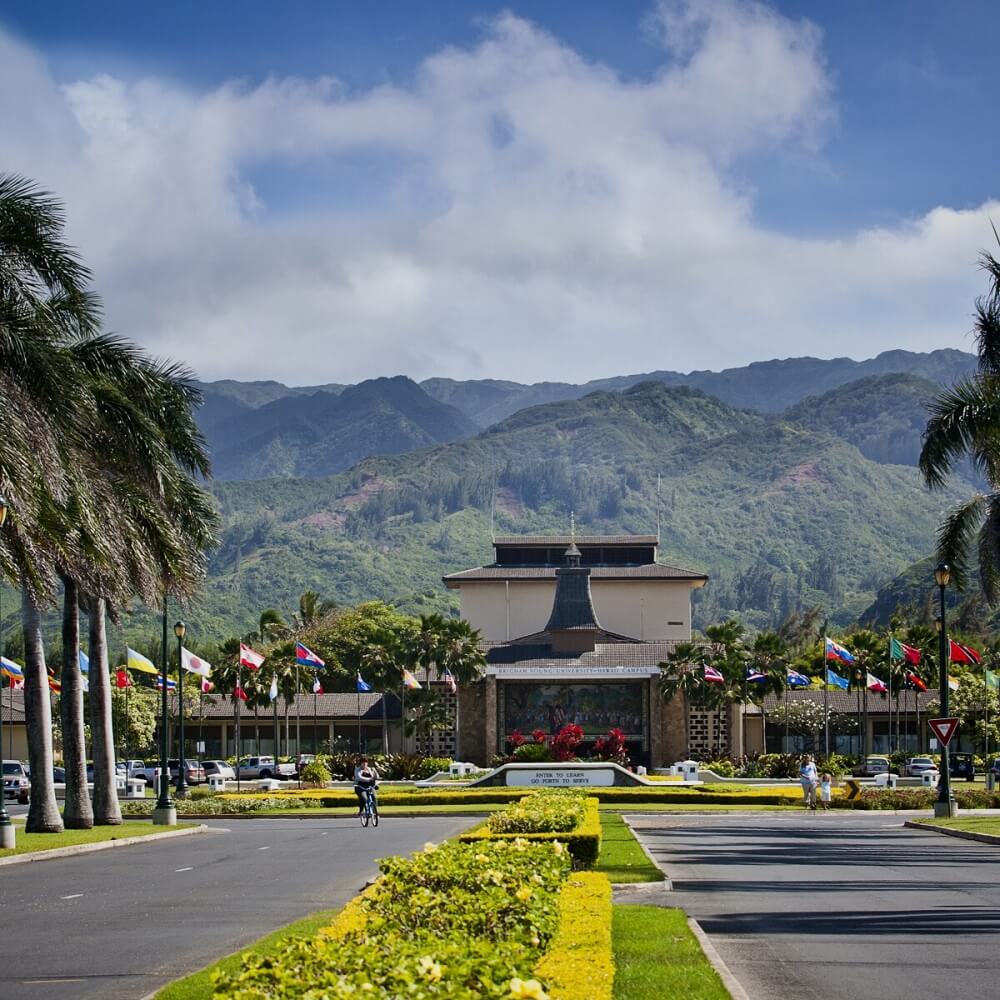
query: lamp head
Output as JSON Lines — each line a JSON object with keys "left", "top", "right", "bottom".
{"left": 174, "top": 620, "right": 186, "bottom": 639}
{"left": 0, "top": 494, "right": 8, "bottom": 528}
{"left": 935, "top": 563, "right": 951, "bottom": 588}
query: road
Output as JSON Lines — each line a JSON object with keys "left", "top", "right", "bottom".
{"left": 1, "top": 814, "right": 475, "bottom": 1000}
{"left": 628, "top": 811, "right": 1000, "bottom": 1000}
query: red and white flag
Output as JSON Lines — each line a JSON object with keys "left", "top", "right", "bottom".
{"left": 239, "top": 643, "right": 265, "bottom": 670}
{"left": 181, "top": 647, "right": 212, "bottom": 678}
{"left": 312, "top": 677, "right": 323, "bottom": 695}
{"left": 201, "top": 678, "right": 215, "bottom": 693}
{"left": 234, "top": 684, "right": 248, "bottom": 702}
{"left": 704, "top": 664, "right": 724, "bottom": 684}
{"left": 442, "top": 669, "right": 457, "bottom": 694}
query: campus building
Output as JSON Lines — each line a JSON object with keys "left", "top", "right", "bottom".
{"left": 443, "top": 533, "right": 709, "bottom": 768}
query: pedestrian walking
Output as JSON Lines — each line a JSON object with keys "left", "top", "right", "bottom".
{"left": 799, "top": 755, "right": 818, "bottom": 810}
{"left": 819, "top": 772, "right": 833, "bottom": 811}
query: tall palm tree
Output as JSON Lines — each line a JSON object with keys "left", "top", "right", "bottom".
{"left": 920, "top": 238, "right": 1000, "bottom": 598}
{"left": 294, "top": 591, "right": 336, "bottom": 629}
{"left": 659, "top": 641, "right": 710, "bottom": 759}
{"left": 436, "top": 618, "right": 485, "bottom": 760}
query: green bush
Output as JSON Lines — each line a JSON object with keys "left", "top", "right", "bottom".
{"left": 299, "top": 761, "right": 330, "bottom": 786}
{"left": 702, "top": 759, "right": 737, "bottom": 777}
{"left": 213, "top": 839, "right": 573, "bottom": 999}
{"left": 120, "top": 795, "right": 308, "bottom": 816}
{"left": 489, "top": 791, "right": 586, "bottom": 835}
{"left": 514, "top": 742, "right": 551, "bottom": 763}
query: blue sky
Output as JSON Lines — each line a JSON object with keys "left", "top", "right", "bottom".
{"left": 2, "top": 1, "right": 997, "bottom": 383}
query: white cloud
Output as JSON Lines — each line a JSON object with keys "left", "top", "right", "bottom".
{"left": 0, "top": 3, "right": 994, "bottom": 386}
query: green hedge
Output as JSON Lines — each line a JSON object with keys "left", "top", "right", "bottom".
{"left": 212, "top": 839, "right": 573, "bottom": 998}
{"left": 461, "top": 797, "right": 602, "bottom": 867}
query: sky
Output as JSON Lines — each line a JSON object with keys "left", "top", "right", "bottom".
{"left": 2, "top": 0, "right": 998, "bottom": 386}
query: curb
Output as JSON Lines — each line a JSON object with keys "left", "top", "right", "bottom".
{"left": 688, "top": 917, "right": 753, "bottom": 1000}
{"left": 0, "top": 823, "right": 209, "bottom": 867}
{"left": 149, "top": 810, "right": 496, "bottom": 820}
{"left": 903, "top": 820, "right": 1000, "bottom": 845}
{"left": 621, "top": 814, "right": 672, "bottom": 889}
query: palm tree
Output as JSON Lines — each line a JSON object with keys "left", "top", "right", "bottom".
{"left": 436, "top": 618, "right": 486, "bottom": 760}
{"left": 659, "top": 641, "right": 710, "bottom": 759}
{"left": 920, "top": 238, "right": 1000, "bottom": 598}
{"left": 294, "top": 591, "right": 336, "bottom": 629}
{"left": 59, "top": 575, "right": 92, "bottom": 828}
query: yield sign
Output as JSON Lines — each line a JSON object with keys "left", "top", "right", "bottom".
{"left": 928, "top": 717, "right": 960, "bottom": 747}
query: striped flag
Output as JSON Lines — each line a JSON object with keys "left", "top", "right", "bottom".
{"left": 824, "top": 637, "right": 854, "bottom": 664}
{"left": 127, "top": 648, "right": 158, "bottom": 675}
{"left": 239, "top": 643, "right": 265, "bottom": 670}
{"left": 866, "top": 672, "right": 888, "bottom": 693}
{"left": 312, "top": 677, "right": 323, "bottom": 695}
{"left": 704, "top": 664, "right": 724, "bottom": 684}
{"left": 295, "top": 643, "right": 325, "bottom": 669}
{"left": 0, "top": 656, "right": 24, "bottom": 681}
{"left": 402, "top": 668, "right": 422, "bottom": 690}
{"left": 156, "top": 674, "right": 177, "bottom": 691}
{"left": 234, "top": 683, "right": 248, "bottom": 702}
{"left": 950, "top": 641, "right": 981, "bottom": 664}
{"left": 889, "top": 638, "right": 921, "bottom": 664}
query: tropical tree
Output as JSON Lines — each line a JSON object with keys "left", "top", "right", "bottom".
{"left": 294, "top": 590, "right": 336, "bottom": 629}
{"left": 659, "top": 642, "right": 710, "bottom": 758}
{"left": 920, "top": 237, "right": 1000, "bottom": 599}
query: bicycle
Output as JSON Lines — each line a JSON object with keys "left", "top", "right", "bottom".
{"left": 359, "top": 785, "right": 379, "bottom": 828}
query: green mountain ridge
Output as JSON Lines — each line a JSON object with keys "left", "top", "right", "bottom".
{"left": 182, "top": 379, "right": 972, "bottom": 641}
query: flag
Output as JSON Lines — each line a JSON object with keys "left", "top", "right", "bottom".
{"left": 269, "top": 676, "right": 279, "bottom": 701}
{"left": 356, "top": 672, "right": 373, "bottom": 693}
{"left": 47, "top": 668, "right": 61, "bottom": 693}
{"left": 78, "top": 649, "right": 90, "bottom": 673}
{"left": 948, "top": 675, "right": 961, "bottom": 691}
{"left": 889, "top": 638, "right": 921, "bottom": 664}
{"left": 786, "top": 669, "right": 811, "bottom": 688}
{"left": 746, "top": 667, "right": 768, "bottom": 683}
{"left": 127, "top": 647, "right": 158, "bottom": 675}
{"left": 295, "top": 643, "right": 325, "bottom": 668}
{"left": 824, "top": 637, "right": 854, "bottom": 664}
{"left": 0, "top": 656, "right": 24, "bottom": 681}
{"left": 826, "top": 667, "right": 849, "bottom": 690}
{"left": 402, "top": 668, "right": 422, "bottom": 690}
{"left": 312, "top": 677, "right": 323, "bottom": 695}
{"left": 115, "top": 669, "right": 132, "bottom": 689}
{"left": 234, "top": 683, "right": 248, "bottom": 702}
{"left": 81, "top": 676, "right": 89, "bottom": 693}
{"left": 180, "top": 646, "right": 212, "bottom": 678}
{"left": 704, "top": 664, "right": 724, "bottom": 683}
{"left": 904, "top": 671, "right": 928, "bottom": 692}
{"left": 239, "top": 643, "right": 265, "bottom": 670}
{"left": 986, "top": 669, "right": 1000, "bottom": 691}
{"left": 867, "top": 671, "right": 888, "bottom": 693}
{"left": 950, "top": 640, "right": 981, "bottom": 664}
{"left": 442, "top": 668, "right": 457, "bottom": 694}
{"left": 156, "top": 674, "right": 177, "bottom": 691}
{"left": 201, "top": 678, "right": 215, "bottom": 693}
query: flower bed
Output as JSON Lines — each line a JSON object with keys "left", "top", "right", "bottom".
{"left": 120, "top": 795, "right": 308, "bottom": 816}
{"left": 212, "top": 838, "right": 579, "bottom": 999}
{"left": 488, "top": 790, "right": 587, "bottom": 835}
{"left": 461, "top": 793, "right": 602, "bottom": 866}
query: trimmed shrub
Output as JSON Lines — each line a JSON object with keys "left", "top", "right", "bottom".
{"left": 534, "top": 872, "right": 614, "bottom": 1000}
{"left": 488, "top": 791, "right": 586, "bottom": 835}
{"left": 299, "top": 761, "right": 329, "bottom": 786}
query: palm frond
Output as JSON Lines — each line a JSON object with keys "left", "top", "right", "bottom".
{"left": 936, "top": 494, "right": 987, "bottom": 592}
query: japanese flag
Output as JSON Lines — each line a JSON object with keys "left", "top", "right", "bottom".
{"left": 181, "top": 647, "right": 212, "bottom": 678}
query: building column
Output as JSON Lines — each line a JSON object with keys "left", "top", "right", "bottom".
{"left": 484, "top": 676, "right": 498, "bottom": 762}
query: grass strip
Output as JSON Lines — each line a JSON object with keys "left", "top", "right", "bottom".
{"left": 918, "top": 817, "right": 1000, "bottom": 836}
{"left": 0, "top": 821, "right": 194, "bottom": 858}
{"left": 155, "top": 907, "right": 342, "bottom": 1000}
{"left": 612, "top": 905, "right": 729, "bottom": 1000}
{"left": 596, "top": 813, "right": 663, "bottom": 884}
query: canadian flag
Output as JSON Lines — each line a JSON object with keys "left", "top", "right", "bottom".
{"left": 239, "top": 643, "right": 265, "bottom": 670}
{"left": 181, "top": 647, "right": 212, "bottom": 678}
{"left": 201, "top": 678, "right": 215, "bottom": 693}
{"left": 312, "top": 677, "right": 323, "bottom": 695}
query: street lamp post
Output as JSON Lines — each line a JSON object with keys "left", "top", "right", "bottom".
{"left": 174, "top": 621, "right": 188, "bottom": 798}
{"left": 152, "top": 596, "right": 176, "bottom": 825}
{"left": 934, "top": 564, "right": 958, "bottom": 818}
{"left": 0, "top": 495, "right": 15, "bottom": 849}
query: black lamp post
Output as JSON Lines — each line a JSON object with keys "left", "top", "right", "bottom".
{"left": 153, "top": 596, "right": 176, "bottom": 824}
{"left": 0, "top": 495, "right": 15, "bottom": 850}
{"left": 934, "top": 563, "right": 957, "bottom": 818}
{"left": 174, "top": 621, "right": 188, "bottom": 798}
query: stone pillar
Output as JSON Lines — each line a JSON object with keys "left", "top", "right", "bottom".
{"left": 459, "top": 681, "right": 488, "bottom": 766}
{"left": 648, "top": 677, "right": 662, "bottom": 768}
{"left": 484, "top": 676, "right": 498, "bottom": 765}
{"left": 659, "top": 693, "right": 687, "bottom": 765}
{"left": 728, "top": 703, "right": 745, "bottom": 758}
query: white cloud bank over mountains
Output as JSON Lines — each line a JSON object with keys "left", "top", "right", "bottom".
{"left": 1, "top": 0, "right": 995, "bottom": 384}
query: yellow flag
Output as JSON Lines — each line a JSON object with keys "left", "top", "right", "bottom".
{"left": 127, "top": 647, "right": 158, "bottom": 675}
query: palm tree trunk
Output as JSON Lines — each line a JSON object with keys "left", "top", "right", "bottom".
{"left": 88, "top": 596, "right": 121, "bottom": 825}
{"left": 23, "top": 583, "right": 63, "bottom": 833}
{"left": 60, "top": 576, "right": 93, "bottom": 829}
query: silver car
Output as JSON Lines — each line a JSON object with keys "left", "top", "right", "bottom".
{"left": 905, "top": 756, "right": 938, "bottom": 777}
{"left": 203, "top": 760, "right": 235, "bottom": 780}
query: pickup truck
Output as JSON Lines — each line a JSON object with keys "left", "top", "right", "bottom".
{"left": 237, "top": 756, "right": 295, "bottom": 780}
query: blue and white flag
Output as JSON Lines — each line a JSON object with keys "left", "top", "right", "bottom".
{"left": 156, "top": 674, "right": 177, "bottom": 691}
{"left": 356, "top": 672, "right": 372, "bottom": 693}
{"left": 78, "top": 649, "right": 89, "bottom": 673}
{"left": 746, "top": 667, "right": 768, "bottom": 683}
{"left": 786, "top": 669, "right": 811, "bottom": 688}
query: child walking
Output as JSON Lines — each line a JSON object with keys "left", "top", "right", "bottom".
{"left": 819, "top": 772, "right": 833, "bottom": 811}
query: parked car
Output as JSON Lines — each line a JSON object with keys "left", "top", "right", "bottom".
{"left": 295, "top": 754, "right": 316, "bottom": 777}
{"left": 203, "top": 760, "right": 235, "bottom": 780}
{"left": 949, "top": 752, "right": 976, "bottom": 781}
{"left": 3, "top": 760, "right": 29, "bottom": 803}
{"left": 852, "top": 755, "right": 891, "bottom": 777}
{"left": 167, "top": 759, "right": 206, "bottom": 784}
{"left": 236, "top": 756, "right": 295, "bottom": 780}
{"left": 987, "top": 756, "right": 1000, "bottom": 777}
{"left": 904, "top": 757, "right": 939, "bottom": 777}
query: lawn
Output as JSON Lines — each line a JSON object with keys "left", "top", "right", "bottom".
{"left": 613, "top": 905, "right": 729, "bottom": 1000}
{"left": 920, "top": 817, "right": 1000, "bottom": 836}
{"left": 0, "top": 821, "right": 193, "bottom": 857}
{"left": 154, "top": 907, "right": 342, "bottom": 1000}
{"left": 595, "top": 813, "right": 663, "bottom": 883}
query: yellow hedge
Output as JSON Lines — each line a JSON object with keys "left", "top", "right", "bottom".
{"left": 535, "top": 872, "right": 614, "bottom": 1000}
{"left": 459, "top": 797, "right": 602, "bottom": 866}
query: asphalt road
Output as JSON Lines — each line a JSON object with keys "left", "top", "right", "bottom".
{"left": 1, "top": 814, "right": 475, "bottom": 1000}
{"left": 628, "top": 811, "right": 1000, "bottom": 1000}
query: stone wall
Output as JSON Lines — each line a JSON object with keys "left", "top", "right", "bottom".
{"left": 687, "top": 707, "right": 730, "bottom": 758}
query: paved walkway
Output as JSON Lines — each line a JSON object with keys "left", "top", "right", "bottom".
{"left": 0, "top": 815, "right": 474, "bottom": 1000}
{"left": 628, "top": 811, "right": 1000, "bottom": 1000}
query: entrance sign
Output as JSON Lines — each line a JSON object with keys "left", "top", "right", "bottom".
{"left": 928, "top": 718, "right": 960, "bottom": 747}
{"left": 506, "top": 767, "right": 616, "bottom": 787}
{"left": 487, "top": 665, "right": 659, "bottom": 678}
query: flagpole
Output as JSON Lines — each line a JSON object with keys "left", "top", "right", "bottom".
{"left": 296, "top": 664, "right": 301, "bottom": 760}
{"left": 235, "top": 663, "right": 241, "bottom": 793}
{"left": 313, "top": 686, "right": 317, "bottom": 756}
{"left": 783, "top": 679, "right": 788, "bottom": 753}
{"left": 272, "top": 669, "right": 279, "bottom": 762}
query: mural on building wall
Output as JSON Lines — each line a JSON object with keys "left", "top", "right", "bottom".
{"left": 502, "top": 683, "right": 644, "bottom": 737}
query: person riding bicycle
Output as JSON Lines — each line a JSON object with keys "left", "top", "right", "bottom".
{"left": 353, "top": 757, "right": 380, "bottom": 815}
